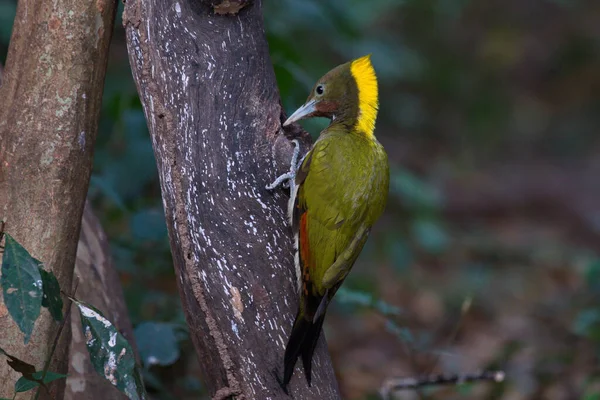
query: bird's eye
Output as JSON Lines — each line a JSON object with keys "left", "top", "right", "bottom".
{"left": 316, "top": 85, "right": 324, "bottom": 95}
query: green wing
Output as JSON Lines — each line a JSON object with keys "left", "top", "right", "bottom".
{"left": 294, "top": 130, "right": 389, "bottom": 299}
{"left": 283, "top": 131, "right": 388, "bottom": 386}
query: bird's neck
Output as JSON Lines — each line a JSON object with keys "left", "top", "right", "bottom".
{"left": 349, "top": 55, "right": 379, "bottom": 139}
{"left": 330, "top": 100, "right": 378, "bottom": 139}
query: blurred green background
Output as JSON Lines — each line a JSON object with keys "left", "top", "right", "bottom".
{"left": 3, "top": 0, "right": 600, "bottom": 398}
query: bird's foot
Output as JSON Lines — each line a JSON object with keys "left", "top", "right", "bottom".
{"left": 266, "top": 139, "right": 301, "bottom": 191}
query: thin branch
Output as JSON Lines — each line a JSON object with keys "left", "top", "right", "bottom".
{"left": 380, "top": 370, "right": 505, "bottom": 399}
{"left": 33, "top": 279, "right": 79, "bottom": 400}
{"left": 0, "top": 220, "right": 6, "bottom": 247}
{"left": 426, "top": 296, "right": 472, "bottom": 375}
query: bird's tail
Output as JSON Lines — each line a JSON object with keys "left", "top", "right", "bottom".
{"left": 283, "top": 310, "right": 326, "bottom": 387}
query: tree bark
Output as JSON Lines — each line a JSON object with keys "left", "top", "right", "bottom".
{"left": 0, "top": 0, "right": 117, "bottom": 397}
{"left": 123, "top": 0, "right": 340, "bottom": 398}
{"left": 65, "top": 202, "right": 137, "bottom": 400}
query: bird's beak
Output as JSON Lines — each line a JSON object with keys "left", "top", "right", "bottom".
{"left": 283, "top": 100, "right": 317, "bottom": 126}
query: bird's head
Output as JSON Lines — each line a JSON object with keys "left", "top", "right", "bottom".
{"left": 283, "top": 54, "right": 379, "bottom": 137}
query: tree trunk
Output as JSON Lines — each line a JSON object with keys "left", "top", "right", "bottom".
{"left": 0, "top": 0, "right": 117, "bottom": 397}
{"left": 123, "top": 0, "right": 340, "bottom": 398}
{"left": 65, "top": 202, "right": 137, "bottom": 399}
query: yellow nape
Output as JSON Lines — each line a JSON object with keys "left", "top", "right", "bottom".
{"left": 350, "top": 54, "right": 379, "bottom": 138}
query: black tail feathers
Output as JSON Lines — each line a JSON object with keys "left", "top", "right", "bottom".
{"left": 301, "top": 315, "right": 325, "bottom": 386}
{"left": 283, "top": 311, "right": 326, "bottom": 388}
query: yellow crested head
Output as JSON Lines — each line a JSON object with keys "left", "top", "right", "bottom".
{"left": 282, "top": 54, "right": 380, "bottom": 139}
{"left": 350, "top": 54, "right": 379, "bottom": 137}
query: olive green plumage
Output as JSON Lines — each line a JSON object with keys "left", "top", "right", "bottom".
{"left": 280, "top": 55, "right": 389, "bottom": 389}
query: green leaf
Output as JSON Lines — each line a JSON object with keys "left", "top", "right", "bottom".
{"left": 15, "top": 371, "right": 67, "bottom": 393}
{"left": 384, "top": 320, "right": 434, "bottom": 352}
{"left": 1, "top": 235, "right": 43, "bottom": 343}
{"left": 457, "top": 382, "right": 475, "bottom": 395}
{"left": 336, "top": 287, "right": 372, "bottom": 307}
{"left": 139, "top": 369, "right": 166, "bottom": 392}
{"left": 585, "top": 259, "right": 600, "bottom": 293}
{"left": 0, "top": 1, "right": 16, "bottom": 42}
{"left": 89, "top": 175, "right": 127, "bottom": 211}
{"left": 411, "top": 219, "right": 449, "bottom": 254}
{"left": 130, "top": 209, "right": 167, "bottom": 243}
{"left": 336, "top": 287, "right": 403, "bottom": 317}
{"left": 390, "top": 168, "right": 442, "bottom": 212}
{"left": 387, "top": 236, "right": 413, "bottom": 273}
{"left": 134, "top": 322, "right": 180, "bottom": 367}
{"left": 176, "top": 375, "right": 203, "bottom": 393}
{"left": 0, "top": 345, "right": 60, "bottom": 394}
{"left": 39, "top": 268, "right": 63, "bottom": 321}
{"left": 573, "top": 309, "right": 600, "bottom": 340}
{"left": 74, "top": 299, "right": 147, "bottom": 399}
{"left": 0, "top": 346, "right": 36, "bottom": 379}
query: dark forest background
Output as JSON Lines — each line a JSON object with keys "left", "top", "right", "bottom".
{"left": 2, "top": 0, "right": 600, "bottom": 398}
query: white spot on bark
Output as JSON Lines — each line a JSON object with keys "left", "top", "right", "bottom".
{"left": 67, "top": 376, "right": 86, "bottom": 393}
{"left": 78, "top": 131, "right": 86, "bottom": 151}
{"left": 230, "top": 286, "right": 244, "bottom": 324}
{"left": 71, "top": 351, "right": 86, "bottom": 374}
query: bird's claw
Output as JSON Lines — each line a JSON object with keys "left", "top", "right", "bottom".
{"left": 266, "top": 139, "right": 301, "bottom": 191}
